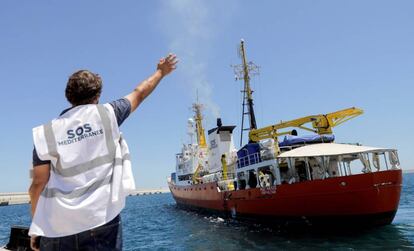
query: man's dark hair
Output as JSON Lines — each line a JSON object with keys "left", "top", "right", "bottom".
{"left": 65, "top": 70, "right": 102, "bottom": 106}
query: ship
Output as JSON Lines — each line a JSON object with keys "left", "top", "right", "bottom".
{"left": 168, "top": 40, "right": 402, "bottom": 229}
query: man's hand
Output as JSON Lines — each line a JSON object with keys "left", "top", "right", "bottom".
{"left": 125, "top": 53, "right": 179, "bottom": 113}
{"left": 30, "top": 235, "right": 40, "bottom": 251}
{"left": 157, "top": 53, "right": 178, "bottom": 77}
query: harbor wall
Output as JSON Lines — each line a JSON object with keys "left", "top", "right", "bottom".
{"left": 0, "top": 189, "right": 170, "bottom": 206}
{"left": 0, "top": 193, "right": 30, "bottom": 205}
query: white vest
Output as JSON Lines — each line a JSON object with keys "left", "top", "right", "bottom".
{"left": 29, "top": 104, "right": 135, "bottom": 237}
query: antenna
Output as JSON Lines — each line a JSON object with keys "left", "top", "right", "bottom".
{"left": 231, "top": 39, "right": 260, "bottom": 147}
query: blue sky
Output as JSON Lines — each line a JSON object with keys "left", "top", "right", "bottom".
{"left": 0, "top": 1, "right": 413, "bottom": 192}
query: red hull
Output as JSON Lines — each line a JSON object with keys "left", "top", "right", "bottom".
{"left": 169, "top": 170, "right": 402, "bottom": 227}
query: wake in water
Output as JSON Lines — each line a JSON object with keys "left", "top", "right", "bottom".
{"left": 1, "top": 182, "right": 414, "bottom": 251}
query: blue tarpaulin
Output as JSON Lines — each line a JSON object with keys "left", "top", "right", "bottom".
{"left": 236, "top": 135, "right": 335, "bottom": 168}
{"left": 279, "top": 134, "right": 335, "bottom": 147}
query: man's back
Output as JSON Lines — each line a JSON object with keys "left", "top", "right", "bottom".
{"left": 29, "top": 54, "right": 178, "bottom": 250}
{"left": 31, "top": 103, "right": 132, "bottom": 237}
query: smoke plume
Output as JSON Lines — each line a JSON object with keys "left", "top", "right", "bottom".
{"left": 158, "top": 0, "right": 221, "bottom": 122}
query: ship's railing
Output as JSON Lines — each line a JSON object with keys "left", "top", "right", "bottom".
{"left": 237, "top": 152, "right": 262, "bottom": 169}
{"left": 200, "top": 171, "right": 235, "bottom": 184}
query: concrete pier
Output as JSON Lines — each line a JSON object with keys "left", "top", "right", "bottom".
{"left": 129, "top": 189, "right": 170, "bottom": 196}
{"left": 0, "top": 189, "right": 170, "bottom": 206}
{"left": 0, "top": 192, "right": 30, "bottom": 206}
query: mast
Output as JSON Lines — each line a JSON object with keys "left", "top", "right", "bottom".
{"left": 192, "top": 103, "right": 207, "bottom": 148}
{"left": 232, "top": 39, "right": 260, "bottom": 146}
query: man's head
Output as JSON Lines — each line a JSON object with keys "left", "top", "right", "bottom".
{"left": 65, "top": 70, "right": 102, "bottom": 106}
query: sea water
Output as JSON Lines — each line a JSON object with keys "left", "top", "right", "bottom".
{"left": 1, "top": 173, "right": 413, "bottom": 250}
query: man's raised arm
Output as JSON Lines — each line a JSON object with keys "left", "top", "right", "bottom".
{"left": 125, "top": 53, "right": 178, "bottom": 113}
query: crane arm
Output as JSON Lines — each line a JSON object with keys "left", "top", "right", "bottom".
{"left": 249, "top": 107, "right": 363, "bottom": 142}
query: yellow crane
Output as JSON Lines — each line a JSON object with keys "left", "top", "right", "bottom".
{"left": 231, "top": 40, "right": 363, "bottom": 154}
{"left": 193, "top": 103, "right": 207, "bottom": 148}
{"left": 249, "top": 107, "right": 364, "bottom": 153}
{"left": 191, "top": 103, "right": 208, "bottom": 184}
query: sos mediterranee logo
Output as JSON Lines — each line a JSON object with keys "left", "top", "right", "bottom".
{"left": 57, "top": 123, "right": 104, "bottom": 146}
{"left": 67, "top": 123, "right": 93, "bottom": 139}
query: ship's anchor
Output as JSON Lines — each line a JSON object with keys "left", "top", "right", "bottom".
{"left": 224, "top": 193, "right": 238, "bottom": 219}
{"left": 230, "top": 206, "right": 237, "bottom": 219}
{"left": 223, "top": 192, "right": 233, "bottom": 216}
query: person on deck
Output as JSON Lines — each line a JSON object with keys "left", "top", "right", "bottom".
{"left": 29, "top": 54, "right": 178, "bottom": 251}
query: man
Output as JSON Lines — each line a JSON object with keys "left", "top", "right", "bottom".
{"left": 29, "top": 54, "right": 178, "bottom": 250}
